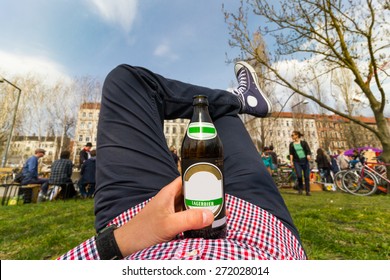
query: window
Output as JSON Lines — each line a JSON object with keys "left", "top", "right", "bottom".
{"left": 88, "top": 122, "right": 92, "bottom": 129}
{"left": 82, "top": 112, "right": 86, "bottom": 117}
{"left": 89, "top": 112, "right": 93, "bottom": 118}
{"left": 86, "top": 136, "right": 90, "bottom": 142}
{"left": 79, "top": 135, "right": 83, "bottom": 142}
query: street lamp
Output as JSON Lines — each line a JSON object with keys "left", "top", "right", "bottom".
{"left": 0, "top": 76, "right": 22, "bottom": 167}
{"left": 275, "top": 91, "right": 309, "bottom": 118}
{"left": 291, "top": 99, "right": 309, "bottom": 109}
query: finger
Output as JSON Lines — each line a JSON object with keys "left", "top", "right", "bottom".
{"left": 166, "top": 209, "right": 214, "bottom": 235}
{"left": 153, "top": 177, "right": 182, "bottom": 204}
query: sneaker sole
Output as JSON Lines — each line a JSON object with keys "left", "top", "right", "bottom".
{"left": 234, "top": 61, "right": 273, "bottom": 117}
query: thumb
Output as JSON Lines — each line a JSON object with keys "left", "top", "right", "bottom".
{"left": 167, "top": 209, "right": 214, "bottom": 235}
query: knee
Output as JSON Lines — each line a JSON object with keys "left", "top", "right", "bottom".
{"left": 104, "top": 64, "right": 134, "bottom": 86}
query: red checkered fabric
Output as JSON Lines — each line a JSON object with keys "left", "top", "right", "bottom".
{"left": 57, "top": 194, "right": 306, "bottom": 260}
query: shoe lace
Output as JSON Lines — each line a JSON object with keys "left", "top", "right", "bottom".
{"left": 234, "top": 68, "right": 248, "bottom": 95}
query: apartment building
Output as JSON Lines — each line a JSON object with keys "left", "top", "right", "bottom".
{"left": 244, "top": 112, "right": 385, "bottom": 164}
{"left": 72, "top": 102, "right": 189, "bottom": 164}
{"left": 164, "top": 119, "right": 190, "bottom": 154}
{"left": 243, "top": 112, "right": 318, "bottom": 163}
{"left": 72, "top": 102, "right": 100, "bottom": 164}
{"left": 6, "top": 135, "right": 62, "bottom": 166}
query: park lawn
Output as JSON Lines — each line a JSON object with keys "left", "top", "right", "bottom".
{"left": 281, "top": 189, "right": 390, "bottom": 260}
{"left": 0, "top": 190, "right": 389, "bottom": 260}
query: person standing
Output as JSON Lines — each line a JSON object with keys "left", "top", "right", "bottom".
{"left": 269, "top": 145, "right": 278, "bottom": 172}
{"left": 169, "top": 146, "right": 180, "bottom": 171}
{"left": 79, "top": 149, "right": 96, "bottom": 198}
{"left": 289, "top": 131, "right": 312, "bottom": 196}
{"left": 21, "top": 148, "right": 49, "bottom": 202}
{"left": 79, "top": 142, "right": 92, "bottom": 168}
{"left": 315, "top": 148, "right": 332, "bottom": 183}
{"left": 336, "top": 149, "right": 349, "bottom": 170}
{"left": 261, "top": 147, "right": 273, "bottom": 175}
{"left": 49, "top": 151, "right": 76, "bottom": 199}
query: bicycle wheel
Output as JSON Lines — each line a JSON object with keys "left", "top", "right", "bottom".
{"left": 274, "top": 168, "right": 293, "bottom": 189}
{"left": 334, "top": 170, "right": 348, "bottom": 192}
{"left": 343, "top": 169, "right": 378, "bottom": 196}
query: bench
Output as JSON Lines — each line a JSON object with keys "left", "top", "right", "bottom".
{"left": 1, "top": 184, "right": 41, "bottom": 205}
{"left": 0, "top": 167, "right": 14, "bottom": 184}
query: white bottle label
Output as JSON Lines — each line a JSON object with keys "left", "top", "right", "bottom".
{"left": 183, "top": 162, "right": 224, "bottom": 218}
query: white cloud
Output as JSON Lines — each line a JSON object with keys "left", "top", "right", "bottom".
{"left": 0, "top": 50, "right": 71, "bottom": 84}
{"left": 153, "top": 41, "right": 179, "bottom": 61}
{"left": 86, "top": 0, "right": 138, "bottom": 33}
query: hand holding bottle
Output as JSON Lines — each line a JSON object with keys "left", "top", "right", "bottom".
{"left": 113, "top": 177, "right": 214, "bottom": 257}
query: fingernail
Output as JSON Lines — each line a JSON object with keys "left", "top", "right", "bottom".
{"left": 202, "top": 211, "right": 212, "bottom": 225}
{"left": 202, "top": 212, "right": 207, "bottom": 225}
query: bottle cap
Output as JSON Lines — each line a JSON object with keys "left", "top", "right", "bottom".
{"left": 192, "top": 95, "right": 209, "bottom": 106}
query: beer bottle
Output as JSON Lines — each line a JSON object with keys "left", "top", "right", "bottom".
{"left": 181, "top": 95, "right": 227, "bottom": 239}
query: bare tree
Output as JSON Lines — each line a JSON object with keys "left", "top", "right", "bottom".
{"left": 47, "top": 80, "right": 78, "bottom": 159}
{"left": 224, "top": 0, "right": 390, "bottom": 187}
{"left": 0, "top": 79, "right": 22, "bottom": 158}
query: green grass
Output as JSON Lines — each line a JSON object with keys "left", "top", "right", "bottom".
{"left": 281, "top": 189, "right": 390, "bottom": 260}
{"left": 0, "top": 199, "right": 96, "bottom": 260}
{"left": 0, "top": 190, "right": 389, "bottom": 260}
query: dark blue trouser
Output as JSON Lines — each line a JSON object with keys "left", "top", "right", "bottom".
{"left": 94, "top": 64, "right": 300, "bottom": 241}
{"left": 293, "top": 159, "right": 311, "bottom": 193}
{"left": 22, "top": 178, "right": 49, "bottom": 194}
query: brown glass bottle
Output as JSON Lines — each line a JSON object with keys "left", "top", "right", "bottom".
{"left": 181, "top": 95, "right": 226, "bottom": 239}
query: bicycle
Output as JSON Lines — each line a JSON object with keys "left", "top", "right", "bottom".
{"left": 333, "top": 169, "right": 349, "bottom": 192}
{"left": 273, "top": 165, "right": 297, "bottom": 189}
{"left": 342, "top": 160, "right": 389, "bottom": 196}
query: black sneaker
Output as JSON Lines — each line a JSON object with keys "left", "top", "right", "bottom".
{"left": 233, "top": 61, "right": 273, "bottom": 117}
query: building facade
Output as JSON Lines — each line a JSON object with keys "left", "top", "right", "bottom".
{"left": 6, "top": 135, "right": 63, "bottom": 167}
{"left": 243, "top": 113, "right": 319, "bottom": 163}
{"left": 244, "top": 112, "right": 385, "bottom": 164}
{"left": 164, "top": 119, "right": 189, "bottom": 154}
{"left": 72, "top": 103, "right": 100, "bottom": 164}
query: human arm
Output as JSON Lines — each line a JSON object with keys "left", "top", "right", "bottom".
{"left": 113, "top": 177, "right": 213, "bottom": 256}
{"left": 66, "top": 161, "right": 73, "bottom": 178}
{"left": 26, "top": 157, "right": 38, "bottom": 179}
{"left": 58, "top": 177, "right": 214, "bottom": 259}
{"left": 288, "top": 143, "right": 294, "bottom": 166}
{"left": 80, "top": 161, "right": 86, "bottom": 176}
{"left": 303, "top": 141, "right": 312, "bottom": 161}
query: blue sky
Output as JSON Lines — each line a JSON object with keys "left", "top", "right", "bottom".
{"left": 1, "top": 0, "right": 388, "bottom": 117}
{"left": 0, "top": 0, "right": 242, "bottom": 89}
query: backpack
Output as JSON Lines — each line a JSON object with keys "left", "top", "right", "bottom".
{"left": 13, "top": 172, "right": 24, "bottom": 183}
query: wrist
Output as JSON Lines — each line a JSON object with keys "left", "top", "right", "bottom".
{"left": 95, "top": 225, "right": 123, "bottom": 260}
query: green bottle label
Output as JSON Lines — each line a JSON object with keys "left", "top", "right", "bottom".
{"left": 187, "top": 122, "right": 217, "bottom": 140}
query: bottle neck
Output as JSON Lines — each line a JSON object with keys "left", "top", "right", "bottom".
{"left": 192, "top": 104, "right": 212, "bottom": 123}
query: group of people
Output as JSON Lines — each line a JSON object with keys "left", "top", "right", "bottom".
{"left": 260, "top": 131, "right": 314, "bottom": 196}
{"left": 285, "top": 131, "right": 365, "bottom": 196}
{"left": 18, "top": 142, "right": 97, "bottom": 202}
